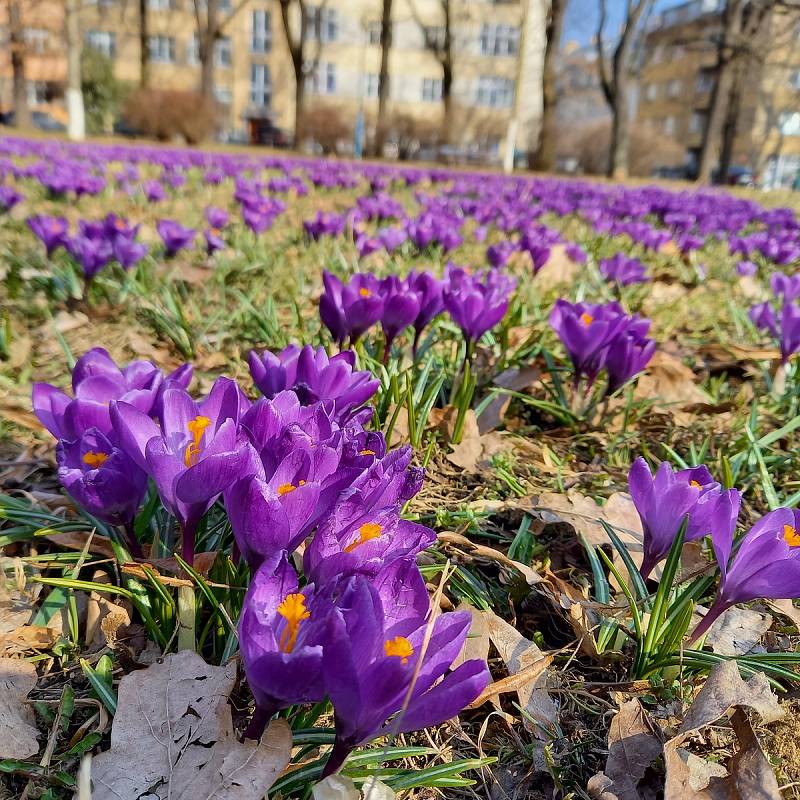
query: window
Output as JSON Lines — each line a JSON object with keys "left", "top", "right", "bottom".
{"left": 252, "top": 10, "right": 271, "bottom": 53}
{"left": 476, "top": 76, "right": 513, "bottom": 108}
{"left": 365, "top": 73, "right": 380, "bottom": 98}
{"left": 215, "top": 36, "right": 231, "bottom": 67}
{"left": 645, "top": 83, "right": 657, "bottom": 102}
{"left": 306, "top": 61, "right": 337, "bottom": 95}
{"left": 27, "top": 81, "right": 49, "bottom": 105}
{"left": 780, "top": 112, "right": 800, "bottom": 136}
{"left": 664, "top": 116, "right": 676, "bottom": 136}
{"left": 149, "top": 0, "right": 177, "bottom": 10}
{"left": 422, "top": 77, "right": 442, "bottom": 102}
{"left": 214, "top": 85, "right": 232, "bottom": 105}
{"left": 689, "top": 111, "right": 707, "bottom": 134}
{"left": 791, "top": 70, "right": 800, "bottom": 90}
{"left": 424, "top": 25, "right": 446, "bottom": 49}
{"left": 696, "top": 69, "right": 714, "bottom": 93}
{"left": 25, "top": 29, "right": 49, "bottom": 55}
{"left": 148, "top": 35, "right": 175, "bottom": 63}
{"left": 187, "top": 34, "right": 199, "bottom": 64}
{"left": 367, "top": 21, "right": 382, "bottom": 45}
{"left": 651, "top": 44, "right": 663, "bottom": 64}
{"left": 86, "top": 30, "right": 116, "bottom": 58}
{"left": 305, "top": 7, "right": 338, "bottom": 42}
{"left": 479, "top": 23, "right": 519, "bottom": 56}
{"left": 667, "top": 78, "right": 681, "bottom": 98}
{"left": 250, "top": 63, "right": 271, "bottom": 107}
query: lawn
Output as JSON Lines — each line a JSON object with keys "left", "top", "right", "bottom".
{"left": 2, "top": 133, "right": 800, "bottom": 799}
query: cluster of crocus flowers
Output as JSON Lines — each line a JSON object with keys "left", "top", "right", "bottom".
{"left": 599, "top": 253, "right": 648, "bottom": 286}
{"left": 549, "top": 299, "right": 656, "bottom": 394}
{"left": 749, "top": 287, "right": 800, "bottom": 364}
{"left": 32, "top": 345, "right": 489, "bottom": 777}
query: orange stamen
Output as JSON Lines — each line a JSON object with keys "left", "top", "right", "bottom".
{"left": 384, "top": 636, "right": 414, "bottom": 664}
{"left": 277, "top": 593, "right": 311, "bottom": 653}
{"left": 784, "top": 524, "right": 800, "bottom": 547}
{"left": 580, "top": 312, "right": 593, "bottom": 326}
{"left": 82, "top": 451, "right": 109, "bottom": 468}
{"left": 358, "top": 449, "right": 376, "bottom": 456}
{"left": 343, "top": 522, "right": 383, "bottom": 553}
{"left": 183, "top": 415, "right": 211, "bottom": 467}
{"left": 359, "top": 287, "right": 371, "bottom": 298}
{"left": 690, "top": 480, "right": 702, "bottom": 489}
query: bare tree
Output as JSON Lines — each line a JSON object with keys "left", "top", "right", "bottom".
{"left": 372, "top": 0, "right": 393, "bottom": 156}
{"left": 596, "top": 0, "right": 654, "bottom": 179}
{"left": 696, "top": 0, "right": 781, "bottom": 183}
{"left": 532, "top": 0, "right": 567, "bottom": 171}
{"left": 65, "top": 0, "right": 85, "bottom": 140}
{"left": 409, "top": 0, "right": 456, "bottom": 143}
{"left": 7, "top": 0, "right": 32, "bottom": 129}
{"left": 139, "top": 0, "right": 149, "bottom": 87}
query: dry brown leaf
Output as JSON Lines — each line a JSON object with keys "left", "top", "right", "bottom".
{"left": 467, "top": 654, "right": 552, "bottom": 711}
{"left": 0, "top": 625, "right": 58, "bottom": 656}
{"left": 478, "top": 366, "right": 541, "bottom": 433}
{"left": 704, "top": 606, "right": 772, "bottom": 656}
{"left": 447, "top": 410, "right": 483, "bottom": 471}
{"left": 86, "top": 592, "right": 132, "bottom": 650}
{"left": 484, "top": 610, "right": 558, "bottom": 736}
{"left": 451, "top": 602, "right": 490, "bottom": 670}
{"left": 437, "top": 531, "right": 542, "bottom": 585}
{"left": 587, "top": 699, "right": 662, "bottom": 800}
{"left": 0, "top": 658, "right": 40, "bottom": 759}
{"left": 633, "top": 350, "right": 708, "bottom": 415}
{"left": 664, "top": 660, "right": 784, "bottom": 800}
{"left": 88, "top": 650, "right": 292, "bottom": 799}
{"left": 766, "top": 598, "right": 800, "bottom": 630}
{"left": 533, "top": 243, "right": 580, "bottom": 290}
{"left": 42, "top": 531, "right": 118, "bottom": 560}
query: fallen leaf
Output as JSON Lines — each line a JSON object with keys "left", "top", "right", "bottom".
{"left": 766, "top": 598, "right": 800, "bottom": 630}
{"left": 0, "top": 625, "right": 58, "bottom": 656}
{"left": 664, "top": 660, "right": 784, "bottom": 799}
{"left": 312, "top": 775, "right": 395, "bottom": 800}
{"left": 633, "top": 350, "right": 708, "bottom": 417}
{"left": 478, "top": 366, "right": 541, "bottom": 434}
{"left": 86, "top": 592, "right": 132, "bottom": 650}
{"left": 437, "top": 531, "right": 542, "bottom": 586}
{"left": 447, "top": 410, "right": 483, "bottom": 471}
{"left": 587, "top": 699, "right": 662, "bottom": 800}
{"left": 533, "top": 243, "right": 580, "bottom": 290}
{"left": 0, "top": 658, "right": 40, "bottom": 759}
{"left": 484, "top": 610, "right": 558, "bottom": 736}
{"left": 88, "top": 650, "right": 292, "bottom": 799}
{"left": 704, "top": 606, "right": 772, "bottom": 656}
{"left": 451, "top": 602, "right": 490, "bottom": 670}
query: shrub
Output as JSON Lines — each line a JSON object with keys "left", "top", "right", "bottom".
{"left": 122, "top": 89, "right": 216, "bottom": 144}
{"left": 81, "top": 48, "right": 124, "bottom": 135}
{"left": 298, "top": 103, "right": 353, "bottom": 154}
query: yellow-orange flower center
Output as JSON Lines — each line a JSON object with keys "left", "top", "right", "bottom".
{"left": 358, "top": 449, "right": 376, "bottom": 456}
{"left": 580, "top": 312, "right": 593, "bottom": 327}
{"left": 343, "top": 522, "right": 383, "bottom": 553}
{"left": 277, "top": 592, "right": 311, "bottom": 654}
{"left": 277, "top": 480, "right": 306, "bottom": 496}
{"left": 784, "top": 524, "right": 800, "bottom": 547}
{"left": 690, "top": 480, "right": 702, "bottom": 489}
{"left": 184, "top": 415, "right": 211, "bottom": 468}
{"left": 82, "top": 451, "right": 109, "bottom": 468}
{"left": 359, "top": 287, "right": 371, "bottom": 298}
{"left": 210, "top": 227, "right": 220, "bottom": 236}
{"left": 384, "top": 636, "right": 414, "bottom": 664}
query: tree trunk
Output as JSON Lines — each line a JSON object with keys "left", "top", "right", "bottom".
{"left": 372, "top": 0, "right": 393, "bottom": 157}
{"left": 532, "top": 0, "right": 567, "bottom": 171}
{"left": 8, "top": 0, "right": 32, "bottom": 129}
{"left": 718, "top": 60, "right": 744, "bottom": 183}
{"left": 608, "top": 83, "right": 630, "bottom": 179}
{"left": 294, "top": 73, "right": 305, "bottom": 144}
{"left": 139, "top": 0, "right": 150, "bottom": 87}
{"left": 65, "top": 0, "right": 85, "bottom": 140}
{"left": 696, "top": 59, "right": 734, "bottom": 183}
{"left": 198, "top": 0, "right": 218, "bottom": 103}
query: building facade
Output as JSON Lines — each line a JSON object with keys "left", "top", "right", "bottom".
{"left": 637, "top": 0, "right": 800, "bottom": 187}
{"left": 76, "top": 0, "right": 545, "bottom": 160}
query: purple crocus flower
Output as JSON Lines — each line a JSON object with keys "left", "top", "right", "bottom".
{"left": 599, "top": 253, "right": 648, "bottom": 286}
{"left": 750, "top": 300, "right": 800, "bottom": 363}
{"left": 112, "top": 231, "right": 148, "bottom": 270}
{"left": 111, "top": 377, "right": 249, "bottom": 563}
{"left": 56, "top": 428, "right": 148, "bottom": 553}
{"left": 442, "top": 265, "right": 516, "bottom": 346}
{"left": 239, "top": 552, "right": 331, "bottom": 735}
{"left": 142, "top": 180, "right": 166, "bottom": 203}
{"left": 771, "top": 271, "right": 800, "bottom": 302}
{"left": 628, "top": 457, "right": 741, "bottom": 580}
{"left": 565, "top": 243, "right": 587, "bottom": 263}
{"left": 487, "top": 241, "right": 516, "bottom": 269}
{"left": 378, "top": 226, "right": 407, "bottom": 253}
{"left": 157, "top": 219, "right": 196, "bottom": 258}
{"left": 406, "top": 271, "right": 444, "bottom": 356}
{"left": 549, "top": 300, "right": 629, "bottom": 385}
{"left": 32, "top": 347, "right": 188, "bottom": 440}
{"left": 0, "top": 185, "right": 22, "bottom": 212}
{"left": 749, "top": 301, "right": 779, "bottom": 338}
{"left": 691, "top": 507, "right": 800, "bottom": 642}
{"left": 320, "top": 578, "right": 489, "bottom": 777}
{"left": 604, "top": 322, "right": 656, "bottom": 394}
{"left": 205, "top": 227, "right": 225, "bottom": 255}
{"left": 66, "top": 230, "right": 114, "bottom": 281}
{"left": 379, "top": 275, "right": 421, "bottom": 361}
{"left": 737, "top": 260, "right": 758, "bottom": 277}
{"left": 319, "top": 271, "right": 385, "bottom": 346}
{"left": 205, "top": 206, "right": 229, "bottom": 230}
{"left": 248, "top": 344, "right": 379, "bottom": 421}
{"left": 27, "top": 214, "right": 69, "bottom": 256}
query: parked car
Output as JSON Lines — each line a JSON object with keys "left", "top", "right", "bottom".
{"left": 0, "top": 110, "right": 66, "bottom": 132}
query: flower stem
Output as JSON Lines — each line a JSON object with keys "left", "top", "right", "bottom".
{"left": 687, "top": 601, "right": 727, "bottom": 644}
{"left": 123, "top": 521, "right": 144, "bottom": 560}
{"left": 243, "top": 704, "right": 274, "bottom": 741}
{"left": 320, "top": 738, "right": 353, "bottom": 779}
{"left": 181, "top": 521, "right": 196, "bottom": 567}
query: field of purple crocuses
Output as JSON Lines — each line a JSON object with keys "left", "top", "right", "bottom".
{"left": 3, "top": 134, "right": 800, "bottom": 798}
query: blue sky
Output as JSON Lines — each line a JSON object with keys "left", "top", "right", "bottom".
{"left": 563, "top": 0, "right": 684, "bottom": 46}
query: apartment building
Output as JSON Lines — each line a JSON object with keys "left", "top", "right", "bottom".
{"left": 78, "top": 0, "right": 544, "bottom": 158}
{"left": 0, "top": 1, "right": 66, "bottom": 120}
{"left": 636, "top": 0, "right": 800, "bottom": 187}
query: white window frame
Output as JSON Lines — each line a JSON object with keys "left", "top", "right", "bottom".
{"left": 252, "top": 9, "right": 272, "bottom": 53}
{"left": 250, "top": 62, "right": 271, "bottom": 107}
